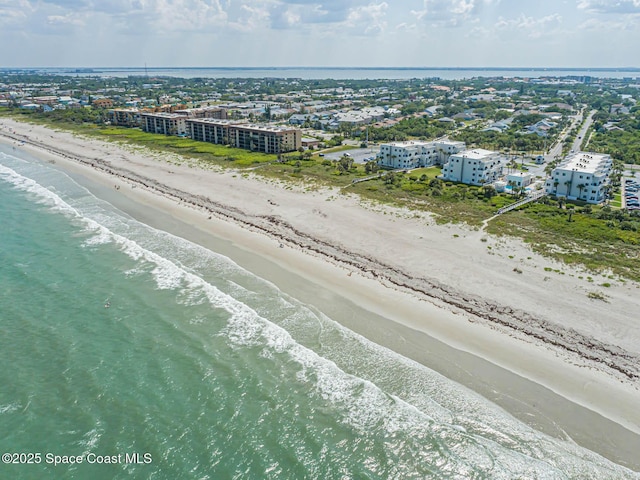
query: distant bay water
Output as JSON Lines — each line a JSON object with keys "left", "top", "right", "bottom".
{"left": 1, "top": 144, "right": 639, "bottom": 479}
{"left": 3, "top": 66, "right": 640, "bottom": 80}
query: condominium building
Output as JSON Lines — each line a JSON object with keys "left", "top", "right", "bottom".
{"left": 377, "top": 140, "right": 466, "bottom": 169}
{"left": 441, "top": 149, "right": 505, "bottom": 185}
{"left": 173, "top": 106, "right": 228, "bottom": 120}
{"left": 107, "top": 108, "right": 141, "bottom": 127}
{"left": 140, "top": 112, "right": 187, "bottom": 136}
{"left": 187, "top": 119, "right": 237, "bottom": 145}
{"left": 545, "top": 151, "right": 612, "bottom": 203}
{"left": 186, "top": 119, "right": 301, "bottom": 154}
{"left": 230, "top": 124, "right": 301, "bottom": 154}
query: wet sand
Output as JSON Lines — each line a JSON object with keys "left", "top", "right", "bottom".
{"left": 1, "top": 119, "right": 640, "bottom": 470}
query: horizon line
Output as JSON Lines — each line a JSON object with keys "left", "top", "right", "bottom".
{"left": 2, "top": 66, "right": 640, "bottom": 71}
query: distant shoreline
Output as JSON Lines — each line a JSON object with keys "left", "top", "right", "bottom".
{"left": 3, "top": 66, "right": 639, "bottom": 80}
{"left": 3, "top": 66, "right": 640, "bottom": 71}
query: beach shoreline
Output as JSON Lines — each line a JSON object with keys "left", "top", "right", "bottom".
{"left": 2, "top": 118, "right": 640, "bottom": 471}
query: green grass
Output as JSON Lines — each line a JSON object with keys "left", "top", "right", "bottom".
{"left": 4, "top": 110, "right": 640, "bottom": 282}
{"left": 349, "top": 172, "right": 511, "bottom": 225}
{"left": 95, "top": 127, "right": 277, "bottom": 166}
{"left": 318, "top": 145, "right": 358, "bottom": 154}
{"left": 487, "top": 202, "right": 640, "bottom": 281}
{"left": 610, "top": 191, "right": 622, "bottom": 208}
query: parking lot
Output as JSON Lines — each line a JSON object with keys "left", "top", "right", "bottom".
{"left": 320, "top": 147, "right": 379, "bottom": 164}
{"left": 624, "top": 178, "right": 640, "bottom": 211}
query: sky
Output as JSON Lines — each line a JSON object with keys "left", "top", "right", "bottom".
{"left": 1, "top": 0, "right": 639, "bottom": 68}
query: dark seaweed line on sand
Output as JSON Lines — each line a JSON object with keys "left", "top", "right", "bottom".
{"left": 8, "top": 132, "right": 640, "bottom": 383}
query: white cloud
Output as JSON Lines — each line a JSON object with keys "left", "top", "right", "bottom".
{"left": 578, "top": 16, "right": 638, "bottom": 30}
{"left": 0, "top": 0, "right": 34, "bottom": 27}
{"left": 0, "top": 0, "right": 637, "bottom": 68}
{"left": 149, "top": 0, "right": 228, "bottom": 32}
{"left": 46, "top": 13, "right": 86, "bottom": 27}
{"left": 411, "top": 0, "right": 494, "bottom": 27}
{"left": 495, "top": 13, "right": 562, "bottom": 38}
{"left": 577, "top": 0, "right": 640, "bottom": 14}
{"left": 345, "top": 2, "right": 388, "bottom": 35}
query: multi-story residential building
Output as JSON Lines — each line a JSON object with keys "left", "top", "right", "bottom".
{"left": 545, "top": 152, "right": 612, "bottom": 204}
{"left": 377, "top": 140, "right": 466, "bottom": 169}
{"left": 141, "top": 112, "right": 187, "bottom": 136}
{"left": 107, "top": 108, "right": 141, "bottom": 127}
{"left": 186, "top": 119, "right": 301, "bottom": 154}
{"left": 173, "top": 106, "right": 227, "bottom": 119}
{"left": 229, "top": 124, "right": 301, "bottom": 154}
{"left": 92, "top": 98, "right": 114, "bottom": 108}
{"left": 441, "top": 149, "right": 505, "bottom": 185}
{"left": 187, "top": 118, "right": 236, "bottom": 145}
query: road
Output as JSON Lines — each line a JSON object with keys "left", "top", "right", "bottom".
{"left": 544, "top": 107, "right": 585, "bottom": 163}
{"left": 570, "top": 109, "right": 597, "bottom": 153}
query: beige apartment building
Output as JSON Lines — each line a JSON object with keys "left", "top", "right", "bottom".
{"left": 107, "top": 108, "right": 141, "bottom": 127}
{"left": 186, "top": 119, "right": 301, "bottom": 154}
{"left": 140, "top": 112, "right": 187, "bottom": 136}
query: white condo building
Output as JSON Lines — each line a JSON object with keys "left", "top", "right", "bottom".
{"left": 377, "top": 140, "right": 466, "bottom": 169}
{"left": 441, "top": 149, "right": 505, "bottom": 186}
{"left": 545, "top": 152, "right": 612, "bottom": 204}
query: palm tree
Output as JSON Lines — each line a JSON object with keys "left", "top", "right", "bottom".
{"left": 577, "top": 183, "right": 586, "bottom": 200}
{"left": 564, "top": 180, "right": 572, "bottom": 197}
{"left": 553, "top": 179, "right": 559, "bottom": 194}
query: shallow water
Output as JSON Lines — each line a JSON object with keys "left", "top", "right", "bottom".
{"left": 1, "top": 149, "right": 638, "bottom": 479}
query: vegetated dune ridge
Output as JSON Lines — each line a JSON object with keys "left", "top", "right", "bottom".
{"left": 1, "top": 117, "right": 639, "bottom": 432}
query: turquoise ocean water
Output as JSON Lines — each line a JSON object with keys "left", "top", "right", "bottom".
{"left": 1, "top": 147, "right": 638, "bottom": 479}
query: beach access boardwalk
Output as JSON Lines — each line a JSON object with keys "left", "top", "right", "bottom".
{"left": 496, "top": 190, "right": 547, "bottom": 215}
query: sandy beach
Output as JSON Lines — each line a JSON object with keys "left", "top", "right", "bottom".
{"left": 2, "top": 117, "right": 640, "bottom": 471}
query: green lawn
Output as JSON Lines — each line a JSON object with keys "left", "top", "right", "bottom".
{"left": 611, "top": 191, "right": 622, "bottom": 208}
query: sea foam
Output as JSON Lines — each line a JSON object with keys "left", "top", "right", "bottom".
{"left": 1, "top": 155, "right": 637, "bottom": 479}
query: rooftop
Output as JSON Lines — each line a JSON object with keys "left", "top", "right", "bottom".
{"left": 457, "top": 148, "right": 497, "bottom": 160}
{"left": 558, "top": 152, "right": 611, "bottom": 174}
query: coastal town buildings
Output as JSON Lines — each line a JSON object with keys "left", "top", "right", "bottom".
{"left": 376, "top": 140, "right": 466, "bottom": 169}
{"left": 545, "top": 151, "right": 612, "bottom": 203}
{"left": 441, "top": 149, "right": 505, "bottom": 186}
{"left": 173, "top": 106, "right": 228, "bottom": 119}
{"left": 186, "top": 118, "right": 301, "bottom": 153}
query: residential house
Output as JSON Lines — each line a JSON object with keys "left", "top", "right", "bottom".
{"left": 506, "top": 172, "right": 534, "bottom": 188}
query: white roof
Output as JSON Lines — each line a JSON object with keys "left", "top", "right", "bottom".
{"left": 559, "top": 152, "right": 611, "bottom": 174}
{"left": 457, "top": 148, "right": 497, "bottom": 160}
{"left": 507, "top": 172, "right": 533, "bottom": 179}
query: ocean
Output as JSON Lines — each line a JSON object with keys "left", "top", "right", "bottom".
{"left": 1, "top": 146, "right": 638, "bottom": 479}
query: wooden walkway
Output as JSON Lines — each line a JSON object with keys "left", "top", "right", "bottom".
{"left": 496, "top": 190, "right": 547, "bottom": 215}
